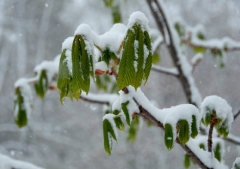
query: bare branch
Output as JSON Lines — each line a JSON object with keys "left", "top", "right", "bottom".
{"left": 146, "top": 0, "right": 201, "bottom": 107}
{"left": 234, "top": 109, "right": 240, "bottom": 120}
{"left": 225, "top": 134, "right": 240, "bottom": 145}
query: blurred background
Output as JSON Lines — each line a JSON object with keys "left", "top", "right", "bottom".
{"left": 0, "top": 0, "right": 240, "bottom": 168}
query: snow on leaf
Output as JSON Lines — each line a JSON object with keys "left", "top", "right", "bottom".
{"left": 14, "top": 79, "right": 33, "bottom": 128}
{"left": 34, "top": 69, "right": 48, "bottom": 99}
{"left": 201, "top": 95, "right": 233, "bottom": 137}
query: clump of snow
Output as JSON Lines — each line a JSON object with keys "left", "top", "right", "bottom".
{"left": 163, "top": 104, "right": 200, "bottom": 141}
{"left": 62, "top": 37, "right": 74, "bottom": 51}
{"left": 95, "top": 23, "right": 126, "bottom": 56}
{"left": 95, "top": 61, "right": 108, "bottom": 72}
{"left": 34, "top": 60, "right": 58, "bottom": 84}
{"left": 127, "top": 11, "right": 150, "bottom": 31}
{"left": 201, "top": 95, "right": 233, "bottom": 130}
{"left": 14, "top": 78, "right": 33, "bottom": 120}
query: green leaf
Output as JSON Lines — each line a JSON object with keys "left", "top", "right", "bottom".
{"left": 117, "top": 29, "right": 136, "bottom": 90}
{"left": 71, "top": 35, "right": 93, "bottom": 97}
{"left": 199, "top": 143, "right": 205, "bottom": 150}
{"left": 14, "top": 88, "right": 28, "bottom": 128}
{"left": 184, "top": 154, "right": 191, "bottom": 169}
{"left": 202, "top": 107, "right": 212, "bottom": 126}
{"left": 178, "top": 120, "right": 190, "bottom": 144}
{"left": 112, "top": 5, "right": 122, "bottom": 24}
{"left": 152, "top": 52, "right": 160, "bottom": 64}
{"left": 216, "top": 119, "right": 229, "bottom": 138}
{"left": 197, "top": 32, "right": 205, "bottom": 40}
{"left": 121, "top": 101, "right": 131, "bottom": 126}
{"left": 103, "top": 119, "right": 117, "bottom": 155}
{"left": 164, "top": 123, "right": 174, "bottom": 150}
{"left": 132, "top": 25, "right": 144, "bottom": 89}
{"left": 103, "top": 0, "right": 113, "bottom": 7}
{"left": 71, "top": 35, "right": 82, "bottom": 99}
{"left": 34, "top": 70, "right": 48, "bottom": 99}
{"left": 174, "top": 22, "right": 185, "bottom": 38}
{"left": 193, "top": 47, "right": 206, "bottom": 54}
{"left": 113, "top": 110, "right": 125, "bottom": 131}
{"left": 57, "top": 49, "right": 72, "bottom": 102}
{"left": 127, "top": 116, "right": 139, "bottom": 142}
{"left": 191, "top": 115, "right": 198, "bottom": 138}
{"left": 143, "top": 31, "right": 152, "bottom": 82}
{"left": 214, "top": 143, "right": 221, "bottom": 162}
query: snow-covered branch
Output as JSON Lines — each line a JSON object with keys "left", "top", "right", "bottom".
{"left": 0, "top": 153, "right": 44, "bottom": 169}
{"left": 81, "top": 92, "right": 118, "bottom": 105}
{"left": 151, "top": 65, "right": 178, "bottom": 76}
{"left": 183, "top": 33, "right": 240, "bottom": 52}
{"left": 146, "top": 0, "right": 202, "bottom": 107}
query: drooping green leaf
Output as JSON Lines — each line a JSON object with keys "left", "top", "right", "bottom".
{"left": 127, "top": 116, "right": 139, "bottom": 142}
{"left": 132, "top": 25, "right": 144, "bottom": 89}
{"left": 202, "top": 107, "right": 212, "bottom": 126}
{"left": 184, "top": 154, "right": 191, "bottom": 169}
{"left": 113, "top": 110, "right": 125, "bottom": 131}
{"left": 214, "top": 143, "right": 221, "bottom": 162}
{"left": 71, "top": 35, "right": 93, "bottom": 98}
{"left": 197, "top": 32, "right": 205, "bottom": 40}
{"left": 103, "top": 119, "right": 117, "bottom": 155}
{"left": 71, "top": 35, "right": 82, "bottom": 99}
{"left": 34, "top": 70, "right": 48, "bottom": 99}
{"left": 57, "top": 49, "right": 72, "bottom": 102}
{"left": 178, "top": 120, "right": 190, "bottom": 144}
{"left": 117, "top": 29, "right": 136, "bottom": 90}
{"left": 164, "top": 123, "right": 174, "bottom": 150}
{"left": 14, "top": 88, "right": 28, "bottom": 128}
{"left": 216, "top": 119, "right": 229, "bottom": 138}
{"left": 191, "top": 115, "right": 198, "bottom": 138}
{"left": 122, "top": 101, "right": 131, "bottom": 126}
{"left": 143, "top": 31, "right": 152, "bottom": 82}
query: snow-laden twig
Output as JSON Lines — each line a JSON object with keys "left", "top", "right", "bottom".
{"left": 152, "top": 65, "right": 179, "bottom": 76}
{"left": 151, "top": 65, "right": 178, "bottom": 76}
{"left": 183, "top": 33, "right": 240, "bottom": 52}
{"left": 0, "top": 153, "right": 44, "bottom": 169}
{"left": 146, "top": 0, "right": 202, "bottom": 107}
{"left": 122, "top": 87, "right": 212, "bottom": 169}
{"left": 81, "top": 92, "right": 118, "bottom": 105}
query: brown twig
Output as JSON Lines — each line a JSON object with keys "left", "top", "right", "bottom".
{"left": 146, "top": 0, "right": 199, "bottom": 106}
{"left": 234, "top": 109, "right": 240, "bottom": 120}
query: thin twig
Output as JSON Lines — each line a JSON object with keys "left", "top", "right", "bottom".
{"left": 234, "top": 109, "right": 240, "bottom": 120}
{"left": 152, "top": 65, "right": 179, "bottom": 76}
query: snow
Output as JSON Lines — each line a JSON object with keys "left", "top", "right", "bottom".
{"left": 127, "top": 11, "right": 150, "bottom": 31}
{"left": 232, "top": 157, "right": 240, "bottom": 169}
{"left": 186, "top": 138, "right": 228, "bottom": 169}
{"left": 96, "top": 23, "right": 126, "bottom": 55}
{"left": 201, "top": 95, "right": 233, "bottom": 131}
{"left": 34, "top": 60, "right": 58, "bottom": 84}
{"left": 0, "top": 153, "right": 44, "bottom": 169}
{"left": 191, "top": 53, "right": 203, "bottom": 65}
{"left": 81, "top": 92, "right": 118, "bottom": 104}
{"left": 103, "top": 114, "right": 118, "bottom": 140}
{"left": 62, "top": 36, "right": 74, "bottom": 51}
{"left": 95, "top": 61, "right": 108, "bottom": 72}
{"left": 14, "top": 78, "right": 33, "bottom": 119}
